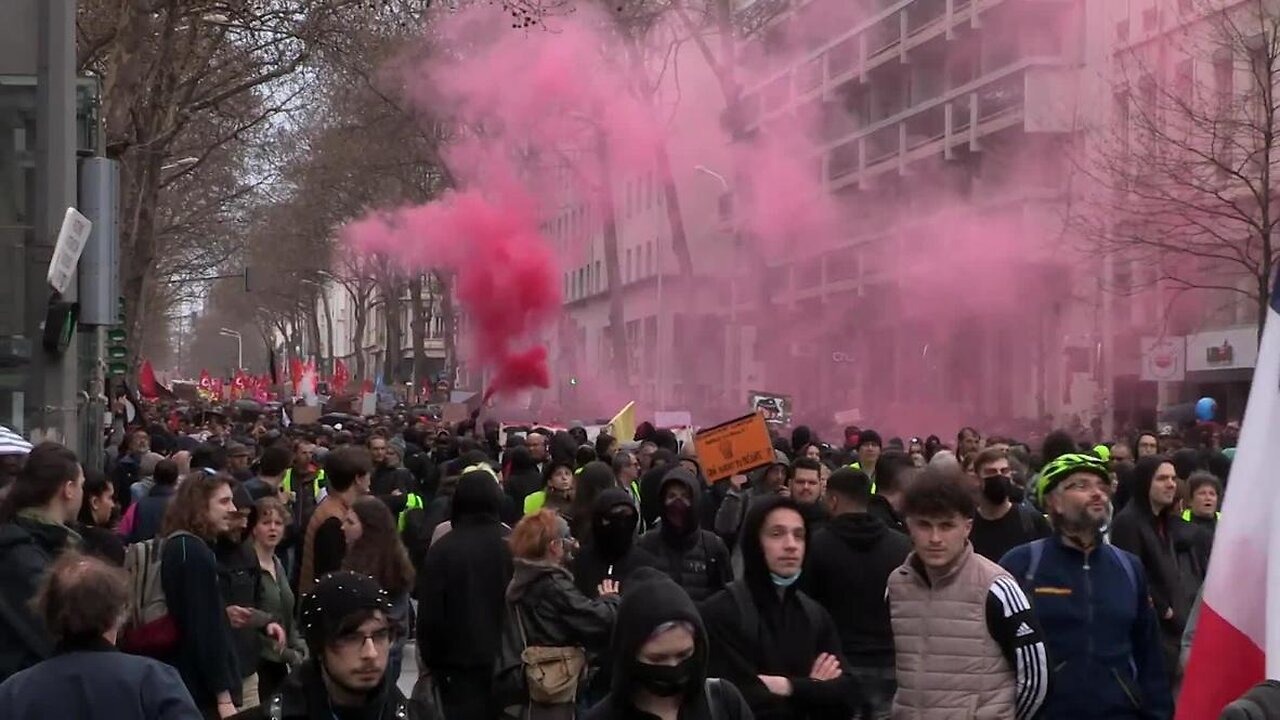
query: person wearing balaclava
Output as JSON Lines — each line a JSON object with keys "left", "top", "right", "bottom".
{"left": 637, "top": 467, "right": 733, "bottom": 603}
{"left": 702, "top": 495, "right": 862, "bottom": 720}
{"left": 638, "top": 448, "right": 679, "bottom": 529}
{"left": 583, "top": 568, "right": 753, "bottom": 720}
{"left": 569, "top": 487, "right": 659, "bottom": 599}
{"left": 241, "top": 571, "right": 410, "bottom": 719}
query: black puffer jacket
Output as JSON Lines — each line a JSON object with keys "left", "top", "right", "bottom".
{"left": 800, "top": 512, "right": 910, "bottom": 667}
{"left": 505, "top": 558, "right": 618, "bottom": 654}
{"left": 637, "top": 468, "right": 733, "bottom": 602}
{"left": 0, "top": 515, "right": 78, "bottom": 682}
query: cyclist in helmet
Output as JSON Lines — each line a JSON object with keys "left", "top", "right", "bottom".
{"left": 1000, "top": 454, "right": 1172, "bottom": 720}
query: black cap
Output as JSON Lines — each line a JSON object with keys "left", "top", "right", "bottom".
{"left": 300, "top": 571, "right": 394, "bottom": 654}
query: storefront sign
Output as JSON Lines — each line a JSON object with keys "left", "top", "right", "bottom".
{"left": 1186, "top": 326, "right": 1258, "bottom": 372}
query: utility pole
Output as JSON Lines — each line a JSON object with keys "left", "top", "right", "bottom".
{"left": 31, "top": 0, "right": 79, "bottom": 448}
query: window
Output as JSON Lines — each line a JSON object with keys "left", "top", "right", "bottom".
{"left": 646, "top": 171, "right": 654, "bottom": 208}
{"left": 585, "top": 265, "right": 591, "bottom": 295}
{"left": 595, "top": 261, "right": 602, "bottom": 291}
{"left": 646, "top": 242, "right": 654, "bottom": 275}
{"left": 1115, "top": 19, "right": 1129, "bottom": 43}
{"left": 1215, "top": 50, "right": 1234, "bottom": 104}
{"left": 625, "top": 248, "right": 633, "bottom": 282}
{"left": 565, "top": 273, "right": 570, "bottom": 299}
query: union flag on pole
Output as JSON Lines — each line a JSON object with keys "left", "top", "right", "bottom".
{"left": 1176, "top": 277, "right": 1280, "bottom": 717}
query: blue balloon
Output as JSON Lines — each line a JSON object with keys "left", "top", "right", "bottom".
{"left": 1195, "top": 397, "right": 1217, "bottom": 422}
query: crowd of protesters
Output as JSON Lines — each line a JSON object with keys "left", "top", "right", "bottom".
{"left": 0, "top": 400, "right": 1259, "bottom": 720}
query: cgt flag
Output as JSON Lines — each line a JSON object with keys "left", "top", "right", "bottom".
{"left": 1177, "top": 279, "right": 1280, "bottom": 718}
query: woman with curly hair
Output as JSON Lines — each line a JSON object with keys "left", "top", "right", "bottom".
{"left": 341, "top": 496, "right": 415, "bottom": 682}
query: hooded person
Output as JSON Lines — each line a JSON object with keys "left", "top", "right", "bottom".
{"left": 569, "top": 487, "right": 660, "bottom": 599}
{"left": 702, "top": 496, "right": 862, "bottom": 720}
{"left": 505, "top": 445, "right": 544, "bottom": 510}
{"left": 236, "top": 571, "right": 414, "bottom": 720}
{"left": 1110, "top": 455, "right": 1208, "bottom": 680}
{"left": 799, "top": 468, "right": 911, "bottom": 717}
{"left": 418, "top": 467, "right": 515, "bottom": 720}
{"left": 637, "top": 467, "right": 733, "bottom": 603}
{"left": 583, "top": 568, "right": 753, "bottom": 720}
{"left": 639, "top": 449, "right": 679, "bottom": 530}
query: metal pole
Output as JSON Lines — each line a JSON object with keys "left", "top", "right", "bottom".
{"left": 33, "top": 0, "right": 79, "bottom": 448}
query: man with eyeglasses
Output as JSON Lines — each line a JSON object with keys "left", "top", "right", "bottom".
{"left": 234, "top": 571, "right": 414, "bottom": 719}
{"left": 999, "top": 454, "right": 1171, "bottom": 720}
{"left": 968, "top": 448, "right": 1050, "bottom": 562}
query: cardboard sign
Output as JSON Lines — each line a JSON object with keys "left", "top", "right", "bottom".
{"left": 291, "top": 405, "right": 321, "bottom": 425}
{"left": 441, "top": 403, "right": 470, "bottom": 424}
{"left": 695, "top": 413, "right": 775, "bottom": 482}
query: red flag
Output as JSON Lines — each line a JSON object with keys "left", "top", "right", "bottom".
{"left": 231, "top": 369, "right": 249, "bottom": 399}
{"left": 333, "top": 359, "right": 350, "bottom": 395}
{"left": 289, "top": 357, "right": 303, "bottom": 396}
{"left": 212, "top": 377, "right": 225, "bottom": 402}
{"left": 138, "top": 359, "right": 160, "bottom": 399}
{"left": 361, "top": 378, "right": 374, "bottom": 394}
{"left": 254, "top": 375, "right": 271, "bottom": 402}
{"left": 198, "top": 370, "right": 213, "bottom": 391}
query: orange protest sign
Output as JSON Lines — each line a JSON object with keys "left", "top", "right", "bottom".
{"left": 695, "top": 413, "right": 775, "bottom": 482}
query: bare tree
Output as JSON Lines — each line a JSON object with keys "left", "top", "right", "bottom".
{"left": 1075, "top": 0, "right": 1280, "bottom": 336}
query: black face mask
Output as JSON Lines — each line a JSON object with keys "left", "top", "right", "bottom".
{"left": 981, "top": 475, "right": 1010, "bottom": 504}
{"left": 632, "top": 657, "right": 695, "bottom": 697}
{"left": 595, "top": 511, "right": 637, "bottom": 559}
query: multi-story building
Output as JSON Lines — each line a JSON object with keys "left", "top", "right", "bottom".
{"left": 548, "top": 0, "right": 1271, "bottom": 432}
{"left": 722, "top": 0, "right": 1097, "bottom": 433}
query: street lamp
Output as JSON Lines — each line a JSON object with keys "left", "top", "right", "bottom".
{"left": 219, "top": 328, "right": 242, "bottom": 370}
{"left": 161, "top": 156, "right": 198, "bottom": 171}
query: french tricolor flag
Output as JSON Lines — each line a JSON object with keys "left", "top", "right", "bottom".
{"left": 1177, "top": 282, "right": 1280, "bottom": 718}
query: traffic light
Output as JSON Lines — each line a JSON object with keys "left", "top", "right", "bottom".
{"left": 107, "top": 296, "right": 127, "bottom": 375}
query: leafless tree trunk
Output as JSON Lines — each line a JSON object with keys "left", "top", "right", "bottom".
{"left": 598, "top": 132, "right": 631, "bottom": 389}
{"left": 1073, "top": 0, "right": 1280, "bottom": 336}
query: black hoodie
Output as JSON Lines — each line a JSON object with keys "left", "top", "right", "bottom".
{"left": 637, "top": 468, "right": 733, "bottom": 603}
{"left": 701, "top": 496, "right": 862, "bottom": 720}
{"left": 1110, "top": 456, "right": 1208, "bottom": 660}
{"left": 231, "top": 658, "right": 411, "bottom": 720}
{"left": 800, "top": 512, "right": 910, "bottom": 668}
{"left": 583, "top": 569, "right": 753, "bottom": 720}
{"left": 418, "top": 470, "right": 514, "bottom": 676}
{"left": 569, "top": 488, "right": 660, "bottom": 599}
{"left": 638, "top": 450, "right": 679, "bottom": 528}
{"left": 504, "top": 445, "right": 543, "bottom": 509}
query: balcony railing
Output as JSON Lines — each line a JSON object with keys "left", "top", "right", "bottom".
{"left": 821, "top": 57, "right": 1056, "bottom": 184}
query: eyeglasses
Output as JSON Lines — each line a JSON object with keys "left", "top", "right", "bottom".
{"left": 333, "top": 627, "right": 394, "bottom": 652}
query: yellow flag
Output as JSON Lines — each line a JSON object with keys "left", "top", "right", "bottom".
{"left": 608, "top": 401, "right": 637, "bottom": 442}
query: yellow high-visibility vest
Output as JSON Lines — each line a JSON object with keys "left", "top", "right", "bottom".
{"left": 1182, "top": 509, "right": 1221, "bottom": 522}
{"left": 281, "top": 467, "right": 325, "bottom": 498}
{"left": 397, "top": 493, "right": 424, "bottom": 532}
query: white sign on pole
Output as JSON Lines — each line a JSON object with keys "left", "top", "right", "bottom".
{"left": 46, "top": 207, "right": 92, "bottom": 295}
{"left": 1140, "top": 337, "right": 1187, "bottom": 382}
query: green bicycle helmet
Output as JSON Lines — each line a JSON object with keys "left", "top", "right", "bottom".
{"left": 1037, "top": 453, "right": 1110, "bottom": 504}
